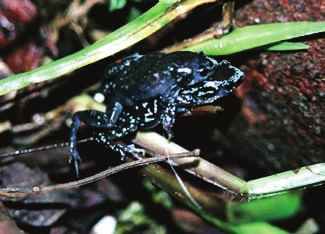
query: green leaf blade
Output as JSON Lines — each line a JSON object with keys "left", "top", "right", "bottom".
{"left": 185, "top": 22, "right": 325, "bottom": 55}
{"left": 266, "top": 42, "right": 310, "bottom": 51}
{"left": 0, "top": 0, "right": 215, "bottom": 96}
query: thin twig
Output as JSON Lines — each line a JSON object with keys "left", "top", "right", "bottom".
{"left": 0, "top": 149, "right": 200, "bottom": 199}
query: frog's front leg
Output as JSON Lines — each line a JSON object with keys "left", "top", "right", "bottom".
{"left": 162, "top": 101, "right": 177, "bottom": 140}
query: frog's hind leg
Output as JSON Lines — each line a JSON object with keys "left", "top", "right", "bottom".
{"left": 69, "top": 109, "right": 118, "bottom": 176}
{"left": 94, "top": 131, "right": 145, "bottom": 161}
{"left": 93, "top": 112, "right": 144, "bottom": 161}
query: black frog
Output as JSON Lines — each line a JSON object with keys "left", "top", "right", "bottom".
{"left": 69, "top": 51, "right": 244, "bottom": 176}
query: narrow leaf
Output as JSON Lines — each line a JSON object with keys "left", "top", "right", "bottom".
{"left": 0, "top": 0, "right": 216, "bottom": 96}
{"left": 266, "top": 42, "right": 309, "bottom": 51}
{"left": 185, "top": 22, "right": 325, "bottom": 55}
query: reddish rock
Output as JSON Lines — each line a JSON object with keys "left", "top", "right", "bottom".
{"left": 228, "top": 0, "right": 325, "bottom": 174}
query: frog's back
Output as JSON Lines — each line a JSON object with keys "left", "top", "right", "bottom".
{"left": 113, "top": 51, "right": 218, "bottom": 106}
{"left": 114, "top": 53, "right": 176, "bottom": 105}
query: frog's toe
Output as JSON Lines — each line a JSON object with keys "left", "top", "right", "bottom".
{"left": 124, "top": 144, "right": 146, "bottom": 159}
{"left": 166, "top": 130, "right": 173, "bottom": 140}
{"left": 69, "top": 151, "right": 82, "bottom": 177}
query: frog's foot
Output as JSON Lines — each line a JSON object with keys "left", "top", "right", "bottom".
{"left": 69, "top": 150, "right": 82, "bottom": 177}
{"left": 122, "top": 144, "right": 146, "bottom": 160}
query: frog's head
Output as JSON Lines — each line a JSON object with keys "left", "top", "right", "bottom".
{"left": 165, "top": 51, "right": 219, "bottom": 86}
{"left": 211, "top": 60, "right": 245, "bottom": 95}
{"left": 191, "top": 53, "right": 219, "bottom": 85}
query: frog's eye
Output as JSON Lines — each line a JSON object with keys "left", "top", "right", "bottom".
{"left": 205, "top": 57, "right": 218, "bottom": 69}
{"left": 198, "top": 67, "right": 210, "bottom": 77}
{"left": 198, "top": 64, "right": 216, "bottom": 78}
{"left": 198, "top": 57, "right": 218, "bottom": 76}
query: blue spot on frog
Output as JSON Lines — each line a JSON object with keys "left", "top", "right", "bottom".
{"left": 69, "top": 51, "right": 244, "bottom": 176}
